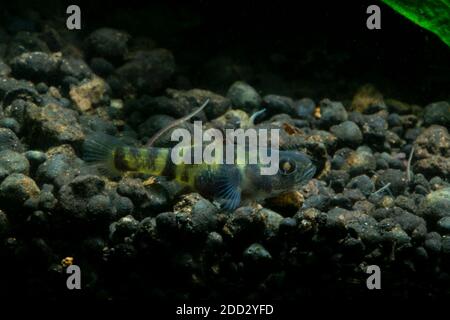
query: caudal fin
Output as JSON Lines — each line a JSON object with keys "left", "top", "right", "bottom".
{"left": 82, "top": 133, "right": 124, "bottom": 177}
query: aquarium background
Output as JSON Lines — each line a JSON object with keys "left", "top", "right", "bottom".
{"left": 0, "top": 0, "right": 449, "bottom": 302}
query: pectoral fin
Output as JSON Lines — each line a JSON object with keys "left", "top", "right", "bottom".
{"left": 215, "top": 166, "right": 242, "bottom": 211}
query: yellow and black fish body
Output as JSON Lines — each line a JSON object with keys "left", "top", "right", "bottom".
{"left": 83, "top": 133, "right": 316, "bottom": 210}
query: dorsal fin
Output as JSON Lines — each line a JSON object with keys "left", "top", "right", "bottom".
{"left": 145, "top": 99, "right": 210, "bottom": 148}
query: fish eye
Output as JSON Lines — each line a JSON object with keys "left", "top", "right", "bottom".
{"left": 279, "top": 159, "right": 296, "bottom": 175}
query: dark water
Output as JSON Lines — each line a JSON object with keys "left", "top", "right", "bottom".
{"left": 4, "top": 0, "right": 450, "bottom": 103}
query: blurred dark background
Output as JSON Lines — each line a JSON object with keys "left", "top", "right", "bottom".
{"left": 1, "top": 0, "right": 449, "bottom": 104}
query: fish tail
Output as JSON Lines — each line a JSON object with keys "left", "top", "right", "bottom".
{"left": 82, "top": 133, "right": 124, "bottom": 177}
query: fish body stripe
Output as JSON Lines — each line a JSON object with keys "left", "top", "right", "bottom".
{"left": 114, "top": 146, "right": 273, "bottom": 193}
{"left": 114, "top": 147, "right": 171, "bottom": 176}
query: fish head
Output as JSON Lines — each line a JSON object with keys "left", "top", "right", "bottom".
{"left": 265, "top": 150, "right": 316, "bottom": 195}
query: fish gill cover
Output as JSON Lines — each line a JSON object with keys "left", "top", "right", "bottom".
{"left": 381, "top": 0, "right": 450, "bottom": 47}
